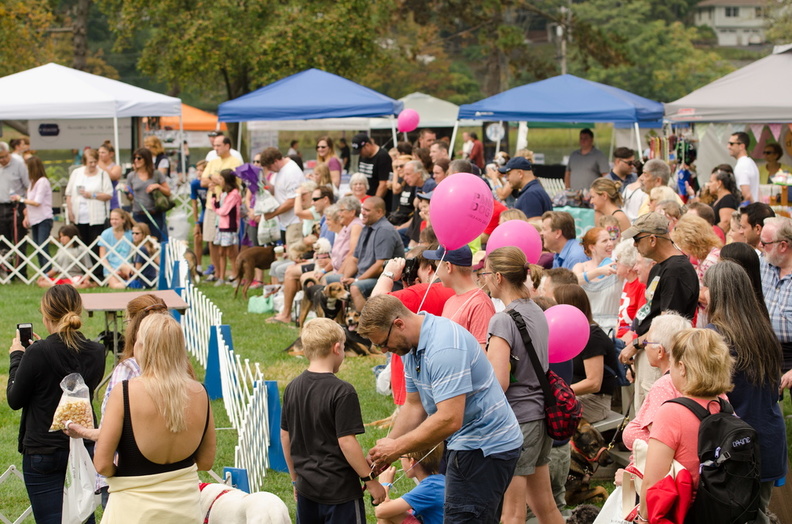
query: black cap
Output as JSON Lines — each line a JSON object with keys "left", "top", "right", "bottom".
{"left": 351, "top": 133, "right": 370, "bottom": 154}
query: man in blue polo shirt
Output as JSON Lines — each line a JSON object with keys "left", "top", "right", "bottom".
{"left": 541, "top": 210, "right": 589, "bottom": 269}
{"left": 499, "top": 157, "right": 552, "bottom": 219}
{"left": 361, "top": 295, "right": 523, "bottom": 523}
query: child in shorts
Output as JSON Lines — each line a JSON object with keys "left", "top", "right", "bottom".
{"left": 281, "top": 318, "right": 385, "bottom": 523}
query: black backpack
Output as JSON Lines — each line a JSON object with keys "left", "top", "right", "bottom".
{"left": 666, "top": 397, "right": 761, "bottom": 524}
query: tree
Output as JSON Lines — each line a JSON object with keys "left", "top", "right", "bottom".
{"left": 98, "top": 0, "right": 390, "bottom": 103}
{"left": 0, "top": 0, "right": 56, "bottom": 76}
{"left": 766, "top": 0, "right": 792, "bottom": 44}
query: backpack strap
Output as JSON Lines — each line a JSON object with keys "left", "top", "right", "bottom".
{"left": 505, "top": 308, "right": 555, "bottom": 407}
{"left": 666, "top": 397, "right": 732, "bottom": 419}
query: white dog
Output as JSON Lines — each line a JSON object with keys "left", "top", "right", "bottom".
{"left": 199, "top": 482, "right": 290, "bottom": 524}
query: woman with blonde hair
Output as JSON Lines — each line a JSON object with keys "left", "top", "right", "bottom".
{"left": 315, "top": 136, "right": 342, "bottom": 190}
{"left": 482, "top": 247, "right": 564, "bottom": 524}
{"left": 648, "top": 185, "right": 678, "bottom": 212}
{"left": 7, "top": 285, "right": 105, "bottom": 523}
{"left": 671, "top": 213, "right": 722, "bottom": 324}
{"left": 590, "top": 178, "right": 630, "bottom": 233}
{"left": 639, "top": 328, "right": 735, "bottom": 523}
{"left": 144, "top": 135, "right": 170, "bottom": 177}
{"left": 95, "top": 314, "right": 215, "bottom": 523}
{"left": 97, "top": 141, "right": 122, "bottom": 209}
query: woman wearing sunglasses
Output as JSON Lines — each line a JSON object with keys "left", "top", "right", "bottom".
{"left": 126, "top": 148, "right": 171, "bottom": 242}
{"left": 315, "top": 136, "right": 342, "bottom": 192}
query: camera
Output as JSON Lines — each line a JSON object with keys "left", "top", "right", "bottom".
{"left": 402, "top": 258, "right": 419, "bottom": 286}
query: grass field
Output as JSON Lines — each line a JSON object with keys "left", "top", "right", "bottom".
{"left": 0, "top": 281, "right": 396, "bottom": 522}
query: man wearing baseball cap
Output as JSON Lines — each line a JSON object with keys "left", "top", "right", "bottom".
{"left": 499, "top": 157, "right": 552, "bottom": 219}
{"left": 619, "top": 212, "right": 698, "bottom": 407}
{"left": 352, "top": 133, "right": 392, "bottom": 211}
{"left": 424, "top": 245, "right": 495, "bottom": 348}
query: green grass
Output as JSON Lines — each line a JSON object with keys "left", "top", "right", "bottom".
{"left": 0, "top": 281, "right": 395, "bottom": 522}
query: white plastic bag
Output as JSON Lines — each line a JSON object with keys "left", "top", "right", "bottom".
{"left": 592, "top": 485, "right": 632, "bottom": 524}
{"left": 62, "top": 437, "right": 99, "bottom": 524}
{"left": 376, "top": 362, "right": 392, "bottom": 396}
{"left": 50, "top": 373, "right": 93, "bottom": 432}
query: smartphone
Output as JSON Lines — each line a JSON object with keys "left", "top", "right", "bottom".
{"left": 17, "top": 323, "right": 32, "bottom": 348}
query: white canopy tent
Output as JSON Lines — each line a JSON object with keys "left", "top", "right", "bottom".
{"left": 0, "top": 63, "right": 182, "bottom": 166}
{"left": 369, "top": 92, "right": 479, "bottom": 129}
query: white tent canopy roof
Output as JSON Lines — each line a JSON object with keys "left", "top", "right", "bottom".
{"left": 370, "top": 92, "right": 478, "bottom": 129}
{"left": 665, "top": 45, "right": 792, "bottom": 123}
{"left": 0, "top": 63, "right": 181, "bottom": 120}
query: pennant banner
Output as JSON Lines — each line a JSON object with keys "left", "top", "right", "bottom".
{"left": 769, "top": 124, "right": 783, "bottom": 141}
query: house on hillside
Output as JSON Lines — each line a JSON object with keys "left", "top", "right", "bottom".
{"left": 694, "top": 0, "right": 767, "bottom": 46}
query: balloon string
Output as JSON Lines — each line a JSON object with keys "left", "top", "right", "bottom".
{"left": 416, "top": 248, "right": 446, "bottom": 313}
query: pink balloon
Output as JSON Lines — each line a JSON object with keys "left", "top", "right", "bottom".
{"left": 544, "top": 305, "right": 590, "bottom": 363}
{"left": 430, "top": 173, "right": 494, "bottom": 250}
{"left": 397, "top": 109, "right": 420, "bottom": 133}
{"left": 486, "top": 220, "right": 542, "bottom": 264}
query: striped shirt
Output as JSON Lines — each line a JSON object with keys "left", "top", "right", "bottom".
{"left": 761, "top": 257, "right": 792, "bottom": 343}
{"left": 404, "top": 314, "right": 522, "bottom": 456}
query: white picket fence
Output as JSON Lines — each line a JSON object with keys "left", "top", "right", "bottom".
{"left": 0, "top": 234, "right": 160, "bottom": 287}
{"left": 0, "top": 466, "right": 31, "bottom": 524}
{"left": 166, "top": 243, "right": 272, "bottom": 493}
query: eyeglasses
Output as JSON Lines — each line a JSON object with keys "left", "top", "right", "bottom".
{"left": 760, "top": 239, "right": 787, "bottom": 247}
{"left": 372, "top": 319, "right": 396, "bottom": 352}
{"left": 316, "top": 145, "right": 327, "bottom": 149}
{"left": 132, "top": 231, "right": 142, "bottom": 235}
{"left": 728, "top": 142, "right": 742, "bottom": 146}
{"left": 312, "top": 196, "right": 323, "bottom": 201}
{"left": 633, "top": 234, "right": 652, "bottom": 243}
{"left": 645, "top": 341, "right": 661, "bottom": 346}
{"left": 621, "top": 159, "right": 636, "bottom": 166}
{"left": 393, "top": 164, "right": 405, "bottom": 169}
{"left": 763, "top": 151, "right": 775, "bottom": 155}
{"left": 478, "top": 271, "right": 494, "bottom": 277}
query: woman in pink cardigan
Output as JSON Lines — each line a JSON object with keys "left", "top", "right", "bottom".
{"left": 208, "top": 169, "right": 241, "bottom": 286}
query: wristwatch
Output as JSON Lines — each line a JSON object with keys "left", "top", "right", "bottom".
{"left": 360, "top": 473, "right": 376, "bottom": 482}
{"left": 382, "top": 271, "right": 395, "bottom": 280}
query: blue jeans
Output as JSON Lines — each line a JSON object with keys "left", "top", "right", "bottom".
{"left": 31, "top": 219, "right": 53, "bottom": 271}
{"left": 133, "top": 211, "right": 168, "bottom": 242}
{"left": 23, "top": 446, "right": 96, "bottom": 524}
{"left": 444, "top": 447, "right": 520, "bottom": 523}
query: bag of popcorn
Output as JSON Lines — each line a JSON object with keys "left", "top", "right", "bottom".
{"left": 50, "top": 373, "right": 94, "bottom": 431}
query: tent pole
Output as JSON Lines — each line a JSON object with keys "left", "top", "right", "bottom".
{"left": 634, "top": 122, "right": 642, "bottom": 159}
{"left": 609, "top": 125, "right": 615, "bottom": 161}
{"left": 496, "top": 121, "right": 503, "bottom": 155}
{"left": 237, "top": 123, "right": 243, "bottom": 158}
{"left": 113, "top": 115, "right": 120, "bottom": 166}
{"left": 390, "top": 117, "right": 397, "bottom": 148}
{"left": 450, "top": 121, "right": 459, "bottom": 160}
{"left": 179, "top": 113, "right": 186, "bottom": 175}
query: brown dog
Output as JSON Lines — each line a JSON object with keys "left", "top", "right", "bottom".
{"left": 565, "top": 421, "right": 613, "bottom": 506}
{"left": 297, "top": 281, "right": 349, "bottom": 328}
{"left": 233, "top": 246, "right": 276, "bottom": 299}
{"left": 182, "top": 248, "right": 199, "bottom": 284}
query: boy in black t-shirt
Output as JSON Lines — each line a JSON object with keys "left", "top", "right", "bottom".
{"left": 281, "top": 318, "right": 386, "bottom": 523}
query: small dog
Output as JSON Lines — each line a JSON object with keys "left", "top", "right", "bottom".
{"left": 182, "top": 248, "right": 199, "bottom": 284}
{"left": 198, "top": 482, "right": 290, "bottom": 524}
{"left": 297, "top": 280, "right": 349, "bottom": 329}
{"left": 567, "top": 504, "right": 601, "bottom": 524}
{"left": 233, "top": 246, "right": 277, "bottom": 299}
{"left": 565, "top": 421, "right": 613, "bottom": 506}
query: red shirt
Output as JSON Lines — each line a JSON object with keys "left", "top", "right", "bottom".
{"left": 617, "top": 278, "right": 647, "bottom": 337}
{"left": 484, "top": 200, "right": 508, "bottom": 236}
{"left": 388, "top": 281, "right": 455, "bottom": 405}
{"left": 469, "top": 139, "right": 485, "bottom": 169}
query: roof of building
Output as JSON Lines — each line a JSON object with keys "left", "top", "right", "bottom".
{"left": 697, "top": 0, "right": 765, "bottom": 7}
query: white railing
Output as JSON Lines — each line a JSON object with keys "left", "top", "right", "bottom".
{"left": 0, "top": 235, "right": 160, "bottom": 287}
{"left": 235, "top": 376, "right": 271, "bottom": 493}
{"left": 178, "top": 280, "right": 222, "bottom": 369}
{"left": 0, "top": 465, "right": 32, "bottom": 524}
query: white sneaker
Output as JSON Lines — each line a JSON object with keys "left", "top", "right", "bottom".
{"left": 214, "top": 278, "right": 225, "bottom": 287}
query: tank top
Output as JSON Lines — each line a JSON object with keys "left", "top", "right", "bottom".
{"left": 114, "top": 380, "right": 209, "bottom": 477}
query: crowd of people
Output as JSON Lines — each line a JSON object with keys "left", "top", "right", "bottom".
{"left": 5, "top": 124, "right": 792, "bottom": 523}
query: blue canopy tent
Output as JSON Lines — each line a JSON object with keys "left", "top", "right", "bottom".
{"left": 455, "top": 74, "right": 664, "bottom": 155}
{"left": 218, "top": 68, "right": 404, "bottom": 145}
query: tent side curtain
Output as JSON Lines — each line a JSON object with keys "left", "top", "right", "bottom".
{"left": 457, "top": 74, "right": 663, "bottom": 125}
{"left": 218, "top": 68, "right": 403, "bottom": 122}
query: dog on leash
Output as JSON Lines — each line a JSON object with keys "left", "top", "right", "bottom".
{"left": 565, "top": 420, "right": 613, "bottom": 506}
{"left": 198, "top": 482, "right": 290, "bottom": 524}
{"left": 297, "top": 280, "right": 349, "bottom": 328}
{"left": 233, "top": 246, "right": 277, "bottom": 299}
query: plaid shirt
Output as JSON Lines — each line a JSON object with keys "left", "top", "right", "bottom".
{"left": 760, "top": 257, "right": 792, "bottom": 343}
